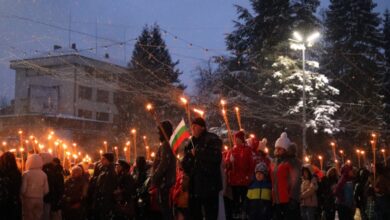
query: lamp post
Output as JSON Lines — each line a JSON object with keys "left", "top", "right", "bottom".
{"left": 290, "top": 31, "right": 320, "bottom": 156}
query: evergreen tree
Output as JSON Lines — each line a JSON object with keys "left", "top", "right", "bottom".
{"left": 115, "top": 24, "right": 184, "bottom": 141}
{"left": 383, "top": 9, "right": 390, "bottom": 130}
{"left": 322, "top": 0, "right": 384, "bottom": 136}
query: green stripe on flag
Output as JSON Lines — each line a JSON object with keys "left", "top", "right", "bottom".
{"left": 170, "top": 125, "right": 189, "bottom": 147}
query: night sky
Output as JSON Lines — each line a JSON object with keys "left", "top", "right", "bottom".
{"left": 1, "top": 0, "right": 389, "bottom": 100}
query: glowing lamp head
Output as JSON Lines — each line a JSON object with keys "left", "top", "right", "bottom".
{"left": 114, "top": 146, "right": 118, "bottom": 150}
{"left": 99, "top": 150, "right": 103, "bottom": 154}
{"left": 19, "top": 147, "right": 24, "bottom": 152}
{"left": 131, "top": 129, "right": 136, "bottom": 134}
{"left": 339, "top": 150, "right": 344, "bottom": 154}
{"left": 72, "top": 143, "right": 77, "bottom": 147}
{"left": 293, "top": 31, "right": 303, "bottom": 42}
{"left": 38, "top": 144, "right": 44, "bottom": 150}
{"left": 361, "top": 151, "right": 365, "bottom": 155}
{"left": 346, "top": 160, "right": 351, "bottom": 164}
{"left": 63, "top": 144, "right": 67, "bottom": 149}
{"left": 145, "top": 146, "right": 149, "bottom": 149}
{"left": 234, "top": 107, "right": 239, "bottom": 112}
{"left": 48, "top": 148, "right": 53, "bottom": 154}
{"left": 29, "top": 135, "right": 34, "bottom": 140}
{"left": 50, "top": 131, "right": 55, "bottom": 135}
{"left": 372, "top": 133, "right": 376, "bottom": 138}
{"left": 151, "top": 152, "right": 156, "bottom": 158}
{"left": 143, "top": 136, "right": 147, "bottom": 140}
{"left": 330, "top": 142, "right": 335, "bottom": 147}
{"left": 224, "top": 145, "right": 228, "bottom": 151}
{"left": 124, "top": 147, "right": 127, "bottom": 152}
{"left": 220, "top": 99, "right": 226, "bottom": 106}
{"left": 47, "top": 135, "right": 52, "bottom": 140}
{"left": 249, "top": 134, "right": 255, "bottom": 139}
{"left": 306, "top": 32, "right": 320, "bottom": 43}
{"left": 370, "top": 140, "right": 374, "bottom": 144}
{"left": 126, "top": 141, "right": 130, "bottom": 146}
{"left": 18, "top": 130, "right": 23, "bottom": 135}
{"left": 304, "top": 156, "right": 310, "bottom": 163}
{"left": 381, "top": 149, "right": 385, "bottom": 153}
{"left": 103, "top": 141, "right": 107, "bottom": 145}
{"left": 2, "top": 141, "right": 6, "bottom": 146}
{"left": 356, "top": 149, "right": 360, "bottom": 153}
{"left": 318, "top": 155, "right": 323, "bottom": 160}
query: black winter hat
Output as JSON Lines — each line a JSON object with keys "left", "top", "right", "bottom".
{"left": 159, "top": 120, "right": 173, "bottom": 138}
{"left": 192, "top": 117, "right": 206, "bottom": 128}
{"left": 102, "top": 153, "right": 115, "bottom": 163}
{"left": 116, "top": 159, "right": 130, "bottom": 171}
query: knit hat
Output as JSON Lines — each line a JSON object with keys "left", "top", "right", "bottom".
{"left": 102, "top": 153, "right": 114, "bottom": 163}
{"left": 274, "top": 132, "right": 291, "bottom": 150}
{"left": 258, "top": 138, "right": 268, "bottom": 152}
{"left": 192, "top": 117, "right": 206, "bottom": 128}
{"left": 255, "top": 162, "right": 268, "bottom": 174}
{"left": 234, "top": 131, "right": 245, "bottom": 143}
{"left": 116, "top": 159, "right": 130, "bottom": 171}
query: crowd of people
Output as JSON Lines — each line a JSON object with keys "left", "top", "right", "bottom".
{"left": 0, "top": 117, "right": 389, "bottom": 220}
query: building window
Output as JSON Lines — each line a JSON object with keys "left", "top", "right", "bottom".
{"left": 78, "top": 109, "right": 92, "bottom": 119}
{"left": 78, "top": 86, "right": 92, "bottom": 100}
{"left": 97, "top": 89, "right": 109, "bottom": 103}
{"left": 96, "top": 112, "right": 109, "bottom": 121}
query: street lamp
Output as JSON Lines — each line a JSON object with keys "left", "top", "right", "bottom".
{"left": 290, "top": 31, "right": 320, "bottom": 156}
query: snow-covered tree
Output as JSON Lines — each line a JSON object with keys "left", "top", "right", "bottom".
{"left": 270, "top": 56, "right": 339, "bottom": 133}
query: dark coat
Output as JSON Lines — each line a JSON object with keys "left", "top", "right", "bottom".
{"left": 113, "top": 172, "right": 136, "bottom": 219}
{"left": 182, "top": 130, "right": 222, "bottom": 197}
{"left": 152, "top": 140, "right": 176, "bottom": 189}
{"left": 0, "top": 169, "right": 22, "bottom": 220}
{"left": 93, "top": 163, "right": 118, "bottom": 218}
{"left": 43, "top": 163, "right": 65, "bottom": 211}
{"left": 61, "top": 176, "right": 88, "bottom": 220}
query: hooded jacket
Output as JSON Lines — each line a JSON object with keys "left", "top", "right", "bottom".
{"left": 225, "top": 143, "right": 254, "bottom": 186}
{"left": 21, "top": 154, "right": 49, "bottom": 199}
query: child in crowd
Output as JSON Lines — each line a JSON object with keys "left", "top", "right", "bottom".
{"left": 246, "top": 162, "right": 272, "bottom": 220}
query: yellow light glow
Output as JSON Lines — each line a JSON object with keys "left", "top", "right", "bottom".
{"left": 131, "top": 129, "right": 136, "bottom": 134}
{"left": 151, "top": 152, "right": 156, "bottom": 158}
{"left": 19, "top": 147, "right": 24, "bottom": 152}
{"left": 143, "top": 136, "right": 147, "bottom": 140}
{"left": 193, "top": 108, "right": 205, "bottom": 117}
{"left": 18, "top": 130, "right": 23, "bottom": 135}
{"left": 361, "top": 151, "right": 365, "bottom": 155}
{"left": 72, "top": 143, "right": 77, "bottom": 147}
{"left": 48, "top": 148, "right": 53, "bottom": 154}
{"left": 318, "top": 155, "right": 322, "bottom": 160}
{"left": 2, "top": 141, "right": 6, "bottom": 146}
{"left": 124, "top": 147, "right": 127, "bottom": 151}
{"left": 249, "top": 134, "right": 255, "bottom": 139}
{"left": 180, "top": 97, "right": 188, "bottom": 104}
{"left": 63, "top": 144, "right": 67, "bottom": 149}
{"left": 126, "top": 141, "right": 130, "bottom": 146}
{"left": 146, "top": 103, "right": 153, "bottom": 111}
{"left": 330, "top": 142, "right": 335, "bottom": 147}
{"left": 304, "top": 156, "right": 310, "bottom": 162}
{"left": 9, "top": 148, "right": 16, "bottom": 153}
{"left": 220, "top": 99, "right": 226, "bottom": 106}
{"left": 381, "top": 149, "right": 385, "bottom": 153}
{"left": 339, "top": 150, "right": 344, "bottom": 154}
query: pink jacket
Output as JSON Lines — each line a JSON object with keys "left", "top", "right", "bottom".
{"left": 21, "top": 154, "right": 49, "bottom": 199}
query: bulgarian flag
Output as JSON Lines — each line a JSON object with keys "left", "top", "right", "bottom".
{"left": 169, "top": 119, "right": 190, "bottom": 154}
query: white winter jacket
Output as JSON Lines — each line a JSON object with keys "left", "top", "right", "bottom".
{"left": 21, "top": 154, "right": 49, "bottom": 199}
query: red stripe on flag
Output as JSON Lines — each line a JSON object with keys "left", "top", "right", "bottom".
{"left": 172, "top": 131, "right": 190, "bottom": 154}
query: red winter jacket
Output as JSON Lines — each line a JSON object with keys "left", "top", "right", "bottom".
{"left": 271, "top": 158, "right": 293, "bottom": 204}
{"left": 225, "top": 144, "right": 254, "bottom": 186}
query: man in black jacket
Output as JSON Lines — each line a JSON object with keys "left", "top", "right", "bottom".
{"left": 92, "top": 153, "right": 118, "bottom": 220}
{"left": 152, "top": 120, "right": 176, "bottom": 220}
{"left": 182, "top": 117, "right": 222, "bottom": 220}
